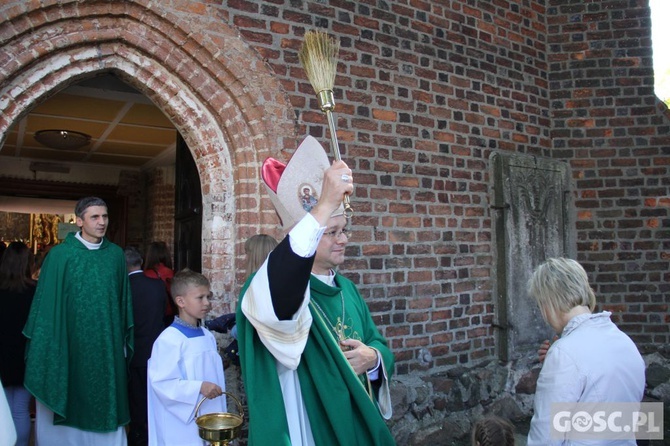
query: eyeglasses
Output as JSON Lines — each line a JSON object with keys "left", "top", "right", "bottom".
{"left": 323, "top": 228, "right": 349, "bottom": 239}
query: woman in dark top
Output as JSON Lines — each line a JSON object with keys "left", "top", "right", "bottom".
{"left": 0, "top": 241, "right": 37, "bottom": 446}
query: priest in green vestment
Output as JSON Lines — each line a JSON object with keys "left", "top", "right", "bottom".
{"left": 23, "top": 197, "right": 133, "bottom": 444}
{"left": 237, "top": 136, "right": 395, "bottom": 445}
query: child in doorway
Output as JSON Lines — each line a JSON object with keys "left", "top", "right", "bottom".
{"left": 147, "top": 269, "right": 226, "bottom": 446}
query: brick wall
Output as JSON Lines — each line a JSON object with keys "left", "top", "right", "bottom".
{"left": 118, "top": 169, "right": 145, "bottom": 248}
{"left": 145, "top": 166, "right": 175, "bottom": 251}
{"left": 547, "top": 0, "right": 670, "bottom": 346}
{"left": 215, "top": 0, "right": 558, "bottom": 374}
{"left": 220, "top": 0, "right": 669, "bottom": 364}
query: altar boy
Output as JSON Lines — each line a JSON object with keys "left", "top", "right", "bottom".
{"left": 147, "top": 269, "right": 226, "bottom": 446}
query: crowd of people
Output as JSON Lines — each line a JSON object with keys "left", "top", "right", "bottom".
{"left": 0, "top": 136, "right": 648, "bottom": 446}
{"left": 0, "top": 197, "right": 229, "bottom": 446}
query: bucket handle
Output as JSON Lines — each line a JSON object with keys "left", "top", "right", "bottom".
{"left": 195, "top": 391, "right": 245, "bottom": 420}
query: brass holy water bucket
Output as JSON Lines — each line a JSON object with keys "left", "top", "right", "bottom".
{"left": 195, "top": 392, "right": 244, "bottom": 446}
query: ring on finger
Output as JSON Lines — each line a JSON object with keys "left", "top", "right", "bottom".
{"left": 341, "top": 174, "right": 351, "bottom": 182}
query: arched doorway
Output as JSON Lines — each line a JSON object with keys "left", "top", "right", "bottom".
{"left": 0, "top": 1, "right": 295, "bottom": 311}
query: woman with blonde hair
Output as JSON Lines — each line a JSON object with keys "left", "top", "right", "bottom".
{"left": 204, "top": 234, "right": 278, "bottom": 362}
{"left": 526, "top": 257, "right": 645, "bottom": 445}
{"left": 244, "top": 234, "right": 278, "bottom": 276}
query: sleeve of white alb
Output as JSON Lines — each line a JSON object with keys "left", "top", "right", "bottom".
{"left": 288, "top": 213, "right": 325, "bottom": 258}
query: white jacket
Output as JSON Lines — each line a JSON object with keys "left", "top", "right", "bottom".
{"left": 527, "top": 311, "right": 645, "bottom": 445}
{"left": 0, "top": 381, "right": 17, "bottom": 446}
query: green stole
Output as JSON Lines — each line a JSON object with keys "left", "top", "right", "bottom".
{"left": 237, "top": 273, "right": 395, "bottom": 445}
{"left": 23, "top": 233, "right": 134, "bottom": 432}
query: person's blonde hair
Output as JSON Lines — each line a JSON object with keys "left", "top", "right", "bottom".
{"left": 528, "top": 257, "right": 596, "bottom": 322}
{"left": 471, "top": 415, "right": 515, "bottom": 446}
{"left": 244, "top": 234, "right": 278, "bottom": 275}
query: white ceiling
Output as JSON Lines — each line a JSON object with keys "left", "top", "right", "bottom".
{"left": 0, "top": 73, "right": 177, "bottom": 171}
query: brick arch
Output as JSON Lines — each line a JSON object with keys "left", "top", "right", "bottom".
{"left": 0, "top": 1, "right": 294, "bottom": 308}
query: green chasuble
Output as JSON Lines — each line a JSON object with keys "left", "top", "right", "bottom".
{"left": 237, "top": 273, "right": 395, "bottom": 446}
{"left": 23, "top": 232, "right": 134, "bottom": 432}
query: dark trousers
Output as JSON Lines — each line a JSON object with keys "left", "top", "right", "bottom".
{"left": 128, "top": 366, "right": 149, "bottom": 446}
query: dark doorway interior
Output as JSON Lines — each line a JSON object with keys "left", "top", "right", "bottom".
{"left": 173, "top": 134, "right": 202, "bottom": 272}
{"left": 0, "top": 178, "right": 128, "bottom": 246}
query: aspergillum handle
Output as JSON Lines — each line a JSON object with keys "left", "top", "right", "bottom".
{"left": 318, "top": 90, "right": 353, "bottom": 220}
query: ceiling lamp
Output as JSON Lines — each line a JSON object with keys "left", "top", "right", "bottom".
{"left": 34, "top": 129, "right": 91, "bottom": 150}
